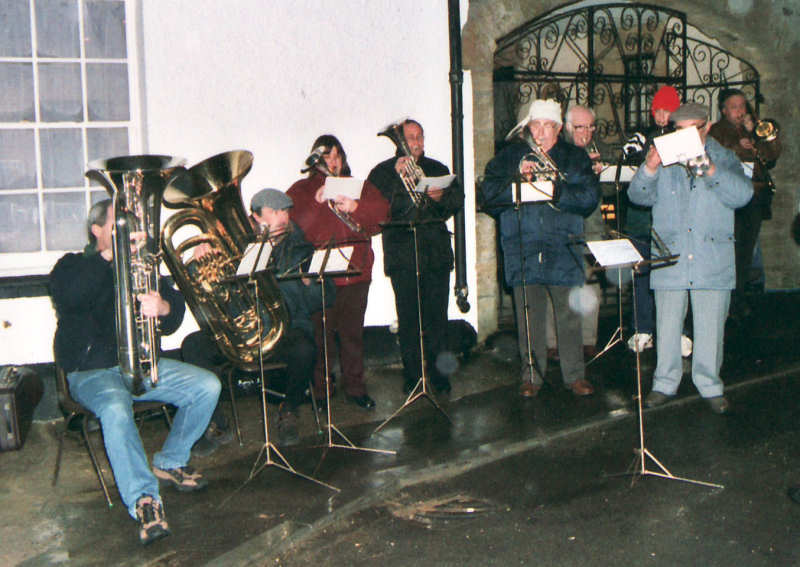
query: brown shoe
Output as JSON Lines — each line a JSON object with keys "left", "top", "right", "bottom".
{"left": 546, "top": 348, "right": 559, "bottom": 362}
{"left": 568, "top": 379, "right": 594, "bottom": 396}
{"left": 519, "top": 382, "right": 541, "bottom": 398}
{"left": 583, "top": 345, "right": 598, "bottom": 359}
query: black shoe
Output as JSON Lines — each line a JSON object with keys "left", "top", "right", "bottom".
{"left": 191, "top": 435, "right": 219, "bottom": 458}
{"left": 135, "top": 495, "right": 170, "bottom": 545}
{"left": 432, "top": 378, "right": 451, "bottom": 394}
{"left": 346, "top": 394, "right": 376, "bottom": 410}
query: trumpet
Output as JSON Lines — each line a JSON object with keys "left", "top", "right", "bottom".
{"left": 301, "top": 146, "right": 361, "bottom": 232}
{"left": 519, "top": 128, "right": 565, "bottom": 182}
{"left": 754, "top": 118, "right": 779, "bottom": 143}
{"left": 378, "top": 123, "right": 426, "bottom": 207}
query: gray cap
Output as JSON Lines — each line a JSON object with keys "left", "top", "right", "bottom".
{"left": 251, "top": 188, "right": 293, "bottom": 212}
{"left": 670, "top": 102, "right": 709, "bottom": 123}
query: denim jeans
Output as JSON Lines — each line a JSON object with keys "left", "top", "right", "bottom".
{"left": 68, "top": 358, "right": 220, "bottom": 518}
{"left": 653, "top": 289, "right": 730, "bottom": 398}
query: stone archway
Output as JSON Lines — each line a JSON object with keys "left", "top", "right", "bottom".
{"left": 463, "top": 0, "right": 800, "bottom": 341}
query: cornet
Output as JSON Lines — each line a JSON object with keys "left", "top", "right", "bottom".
{"left": 519, "top": 129, "right": 564, "bottom": 182}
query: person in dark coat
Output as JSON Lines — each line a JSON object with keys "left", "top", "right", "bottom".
{"left": 367, "top": 119, "right": 464, "bottom": 395}
{"left": 482, "top": 99, "right": 600, "bottom": 398}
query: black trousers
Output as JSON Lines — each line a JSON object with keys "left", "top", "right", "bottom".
{"left": 389, "top": 267, "right": 450, "bottom": 387}
{"left": 734, "top": 198, "right": 763, "bottom": 293}
{"left": 181, "top": 327, "right": 315, "bottom": 410}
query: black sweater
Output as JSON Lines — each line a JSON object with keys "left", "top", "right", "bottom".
{"left": 50, "top": 250, "right": 185, "bottom": 373}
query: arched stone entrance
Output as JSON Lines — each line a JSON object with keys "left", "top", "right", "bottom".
{"left": 463, "top": 0, "right": 799, "bottom": 341}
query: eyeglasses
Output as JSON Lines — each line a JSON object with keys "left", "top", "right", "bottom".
{"left": 572, "top": 124, "right": 596, "bottom": 132}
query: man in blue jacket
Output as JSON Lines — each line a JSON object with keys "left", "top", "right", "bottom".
{"left": 482, "top": 99, "right": 600, "bottom": 398}
{"left": 628, "top": 102, "right": 753, "bottom": 414}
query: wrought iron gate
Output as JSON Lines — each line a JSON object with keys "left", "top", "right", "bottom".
{"left": 493, "top": 3, "right": 761, "bottom": 151}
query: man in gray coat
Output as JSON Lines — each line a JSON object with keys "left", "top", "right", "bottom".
{"left": 628, "top": 102, "right": 752, "bottom": 413}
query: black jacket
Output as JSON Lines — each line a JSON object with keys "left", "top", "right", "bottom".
{"left": 367, "top": 154, "right": 463, "bottom": 274}
{"left": 50, "top": 249, "right": 185, "bottom": 373}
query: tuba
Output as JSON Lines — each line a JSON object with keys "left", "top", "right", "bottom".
{"left": 86, "top": 155, "right": 186, "bottom": 394}
{"left": 161, "top": 150, "right": 288, "bottom": 369}
{"left": 378, "top": 122, "right": 426, "bottom": 207}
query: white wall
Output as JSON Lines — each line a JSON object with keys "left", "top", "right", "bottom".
{"left": 1, "top": 0, "right": 477, "bottom": 363}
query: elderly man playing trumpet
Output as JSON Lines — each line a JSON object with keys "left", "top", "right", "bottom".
{"left": 628, "top": 102, "right": 752, "bottom": 414}
{"left": 482, "top": 99, "right": 600, "bottom": 398}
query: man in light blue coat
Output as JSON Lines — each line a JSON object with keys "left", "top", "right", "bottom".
{"left": 628, "top": 102, "right": 752, "bottom": 414}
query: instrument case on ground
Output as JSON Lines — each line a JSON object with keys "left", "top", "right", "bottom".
{"left": 0, "top": 365, "right": 43, "bottom": 451}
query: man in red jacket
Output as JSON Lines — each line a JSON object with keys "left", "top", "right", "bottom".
{"left": 287, "top": 135, "right": 390, "bottom": 410}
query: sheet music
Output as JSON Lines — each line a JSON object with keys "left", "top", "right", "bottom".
{"left": 652, "top": 127, "right": 705, "bottom": 166}
{"left": 741, "top": 161, "right": 754, "bottom": 179}
{"left": 516, "top": 180, "right": 554, "bottom": 202}
{"left": 586, "top": 238, "right": 643, "bottom": 267}
{"left": 236, "top": 240, "right": 273, "bottom": 276}
{"left": 309, "top": 246, "right": 353, "bottom": 274}
{"left": 415, "top": 174, "right": 456, "bottom": 193}
{"left": 322, "top": 177, "right": 364, "bottom": 200}
{"left": 599, "top": 165, "right": 637, "bottom": 183}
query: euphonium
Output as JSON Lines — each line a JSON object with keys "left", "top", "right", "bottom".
{"left": 378, "top": 122, "right": 426, "bottom": 207}
{"left": 86, "top": 155, "right": 186, "bottom": 393}
{"left": 161, "top": 150, "right": 288, "bottom": 369}
{"left": 301, "top": 145, "right": 361, "bottom": 232}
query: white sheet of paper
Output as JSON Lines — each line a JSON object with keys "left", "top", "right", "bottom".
{"left": 599, "top": 165, "right": 637, "bottom": 183}
{"left": 516, "top": 180, "right": 554, "bottom": 202}
{"left": 309, "top": 246, "right": 354, "bottom": 274}
{"left": 414, "top": 174, "right": 456, "bottom": 193}
{"left": 236, "top": 241, "right": 273, "bottom": 276}
{"left": 741, "top": 161, "right": 754, "bottom": 179}
{"left": 322, "top": 177, "right": 364, "bottom": 200}
{"left": 652, "top": 127, "right": 706, "bottom": 166}
{"left": 586, "top": 238, "right": 643, "bottom": 267}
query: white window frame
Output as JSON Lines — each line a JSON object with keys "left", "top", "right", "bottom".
{"left": 0, "top": 0, "right": 144, "bottom": 277}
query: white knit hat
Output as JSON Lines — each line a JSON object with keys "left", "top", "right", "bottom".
{"left": 506, "top": 99, "right": 563, "bottom": 140}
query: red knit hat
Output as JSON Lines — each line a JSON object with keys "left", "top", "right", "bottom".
{"left": 651, "top": 86, "right": 681, "bottom": 116}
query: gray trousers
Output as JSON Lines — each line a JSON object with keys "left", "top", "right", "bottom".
{"left": 653, "top": 289, "right": 730, "bottom": 398}
{"left": 514, "top": 284, "right": 585, "bottom": 386}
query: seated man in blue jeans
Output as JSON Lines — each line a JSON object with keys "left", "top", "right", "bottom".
{"left": 50, "top": 199, "right": 220, "bottom": 545}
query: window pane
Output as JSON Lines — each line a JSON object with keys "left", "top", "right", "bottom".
{"left": 41, "top": 128, "right": 84, "bottom": 187}
{"left": 87, "top": 127, "right": 129, "bottom": 162}
{"left": 0, "top": 130, "right": 36, "bottom": 190}
{"left": 0, "top": 0, "right": 32, "bottom": 57}
{"left": 0, "top": 193, "right": 41, "bottom": 252}
{"left": 44, "top": 192, "right": 86, "bottom": 250}
{"left": 36, "top": 0, "right": 79, "bottom": 58}
{"left": 0, "top": 63, "right": 34, "bottom": 121}
{"left": 86, "top": 62, "right": 129, "bottom": 121}
{"left": 39, "top": 62, "right": 83, "bottom": 121}
{"left": 85, "top": 0, "right": 127, "bottom": 59}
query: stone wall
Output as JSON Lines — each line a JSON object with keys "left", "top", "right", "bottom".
{"left": 463, "top": 0, "right": 800, "bottom": 340}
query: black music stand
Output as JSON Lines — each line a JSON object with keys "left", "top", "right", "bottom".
{"left": 231, "top": 235, "right": 339, "bottom": 498}
{"left": 375, "top": 218, "right": 451, "bottom": 433}
{"left": 303, "top": 243, "right": 395, "bottom": 457}
{"left": 590, "top": 238, "right": 722, "bottom": 489}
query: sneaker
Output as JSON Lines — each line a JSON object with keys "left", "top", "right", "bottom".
{"left": 277, "top": 404, "right": 300, "bottom": 447}
{"left": 135, "top": 495, "right": 170, "bottom": 545}
{"left": 627, "top": 333, "right": 653, "bottom": 352}
{"left": 681, "top": 335, "right": 693, "bottom": 357}
{"left": 152, "top": 465, "right": 208, "bottom": 492}
{"left": 706, "top": 395, "right": 730, "bottom": 414}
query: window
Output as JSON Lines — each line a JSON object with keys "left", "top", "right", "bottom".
{"left": 0, "top": 0, "right": 140, "bottom": 276}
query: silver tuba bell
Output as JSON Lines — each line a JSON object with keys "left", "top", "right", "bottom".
{"left": 86, "top": 155, "right": 187, "bottom": 393}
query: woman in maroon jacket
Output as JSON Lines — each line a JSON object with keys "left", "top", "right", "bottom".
{"left": 287, "top": 135, "right": 390, "bottom": 409}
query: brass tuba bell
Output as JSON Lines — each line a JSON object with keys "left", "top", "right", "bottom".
{"left": 161, "top": 150, "right": 288, "bottom": 369}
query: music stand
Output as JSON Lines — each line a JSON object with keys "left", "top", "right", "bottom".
{"left": 235, "top": 234, "right": 339, "bottom": 495}
{"left": 306, "top": 243, "right": 395, "bottom": 456}
{"left": 588, "top": 238, "right": 722, "bottom": 489}
{"left": 375, "top": 218, "right": 451, "bottom": 433}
